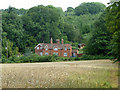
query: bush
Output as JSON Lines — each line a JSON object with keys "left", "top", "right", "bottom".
{"left": 1, "top": 55, "right": 7, "bottom": 63}
{"left": 79, "top": 55, "right": 114, "bottom": 60}
{"left": 2, "top": 53, "right": 114, "bottom": 63}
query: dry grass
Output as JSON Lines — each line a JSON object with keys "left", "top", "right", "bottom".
{"left": 1, "top": 60, "right": 118, "bottom": 88}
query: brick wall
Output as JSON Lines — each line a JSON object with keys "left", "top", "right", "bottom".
{"left": 35, "top": 45, "right": 72, "bottom": 57}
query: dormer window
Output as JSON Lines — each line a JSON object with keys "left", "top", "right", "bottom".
{"left": 54, "top": 48, "right": 58, "bottom": 51}
{"left": 65, "top": 48, "right": 67, "bottom": 51}
{"left": 45, "top": 48, "right": 48, "bottom": 51}
{"left": 37, "top": 47, "right": 39, "bottom": 50}
{"left": 40, "top": 47, "right": 42, "bottom": 49}
{"left": 45, "top": 45, "right": 48, "bottom": 51}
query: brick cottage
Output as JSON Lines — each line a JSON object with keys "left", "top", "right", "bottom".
{"left": 35, "top": 38, "right": 72, "bottom": 57}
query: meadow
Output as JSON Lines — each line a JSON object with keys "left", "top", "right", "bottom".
{"left": 1, "top": 60, "right": 118, "bottom": 88}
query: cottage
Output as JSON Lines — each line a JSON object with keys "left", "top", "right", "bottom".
{"left": 35, "top": 38, "right": 72, "bottom": 57}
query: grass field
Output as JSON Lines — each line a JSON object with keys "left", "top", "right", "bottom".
{"left": 1, "top": 60, "right": 118, "bottom": 88}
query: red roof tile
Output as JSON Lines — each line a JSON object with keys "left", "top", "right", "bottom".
{"left": 35, "top": 43, "right": 72, "bottom": 49}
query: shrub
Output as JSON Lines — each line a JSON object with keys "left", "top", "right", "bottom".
{"left": 1, "top": 55, "right": 7, "bottom": 63}
{"left": 2, "top": 53, "right": 114, "bottom": 63}
{"left": 80, "top": 55, "right": 114, "bottom": 60}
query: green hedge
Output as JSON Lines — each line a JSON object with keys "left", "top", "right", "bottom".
{"left": 79, "top": 55, "right": 114, "bottom": 60}
{"left": 1, "top": 54, "right": 114, "bottom": 63}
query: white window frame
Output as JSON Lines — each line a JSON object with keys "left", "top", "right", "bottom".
{"left": 64, "top": 53, "right": 67, "bottom": 56}
{"left": 37, "top": 47, "right": 39, "bottom": 50}
{"left": 54, "top": 48, "right": 58, "bottom": 51}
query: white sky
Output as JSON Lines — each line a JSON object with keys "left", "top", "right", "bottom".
{"left": 0, "top": 0, "right": 110, "bottom": 11}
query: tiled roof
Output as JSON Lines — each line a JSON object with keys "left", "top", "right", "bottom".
{"left": 78, "top": 43, "right": 85, "bottom": 47}
{"left": 35, "top": 43, "right": 72, "bottom": 49}
{"left": 78, "top": 43, "right": 85, "bottom": 46}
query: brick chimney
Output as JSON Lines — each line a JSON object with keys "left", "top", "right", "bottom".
{"left": 50, "top": 38, "right": 53, "bottom": 44}
{"left": 61, "top": 39, "right": 64, "bottom": 44}
{"left": 56, "top": 39, "right": 60, "bottom": 44}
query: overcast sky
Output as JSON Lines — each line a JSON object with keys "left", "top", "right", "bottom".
{"left": 0, "top": 0, "right": 110, "bottom": 11}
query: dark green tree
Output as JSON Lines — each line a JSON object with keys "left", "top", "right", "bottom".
{"left": 2, "top": 8, "right": 26, "bottom": 52}
{"left": 75, "top": 2, "right": 106, "bottom": 16}
{"left": 22, "top": 5, "right": 62, "bottom": 43}
{"left": 67, "top": 7, "right": 74, "bottom": 12}
{"left": 105, "top": 1, "right": 120, "bottom": 61}
{"left": 84, "top": 13, "right": 112, "bottom": 55}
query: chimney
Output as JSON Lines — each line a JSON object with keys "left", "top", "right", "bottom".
{"left": 56, "top": 39, "right": 60, "bottom": 44}
{"left": 61, "top": 39, "right": 64, "bottom": 44}
{"left": 50, "top": 38, "right": 53, "bottom": 44}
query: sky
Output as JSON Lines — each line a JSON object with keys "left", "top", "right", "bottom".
{"left": 0, "top": 0, "right": 110, "bottom": 11}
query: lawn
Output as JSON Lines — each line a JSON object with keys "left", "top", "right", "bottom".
{"left": 1, "top": 60, "right": 118, "bottom": 88}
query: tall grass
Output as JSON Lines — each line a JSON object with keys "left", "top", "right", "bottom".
{"left": 2, "top": 60, "right": 118, "bottom": 88}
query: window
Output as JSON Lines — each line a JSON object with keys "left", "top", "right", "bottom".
{"left": 45, "top": 45, "right": 48, "bottom": 50}
{"left": 53, "top": 53, "right": 58, "bottom": 56}
{"left": 45, "top": 52, "right": 49, "bottom": 55}
{"left": 37, "top": 47, "right": 39, "bottom": 50}
{"left": 64, "top": 53, "right": 67, "bottom": 56}
{"left": 54, "top": 48, "right": 58, "bottom": 51}
{"left": 73, "top": 53, "right": 76, "bottom": 56}
{"left": 40, "top": 47, "right": 42, "bottom": 49}
{"left": 45, "top": 48, "right": 48, "bottom": 51}
{"left": 65, "top": 48, "right": 67, "bottom": 51}
{"left": 40, "top": 52, "right": 43, "bottom": 56}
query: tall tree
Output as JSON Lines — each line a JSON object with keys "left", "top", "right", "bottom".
{"left": 2, "top": 8, "right": 25, "bottom": 52}
{"left": 105, "top": 1, "right": 120, "bottom": 61}
{"left": 84, "top": 13, "right": 112, "bottom": 55}
{"left": 22, "top": 5, "right": 62, "bottom": 43}
{"left": 75, "top": 2, "right": 106, "bottom": 16}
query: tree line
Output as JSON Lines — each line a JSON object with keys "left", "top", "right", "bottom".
{"left": 1, "top": 2, "right": 120, "bottom": 61}
{"left": 84, "top": 1, "right": 120, "bottom": 61}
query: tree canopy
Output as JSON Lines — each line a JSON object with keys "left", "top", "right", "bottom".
{"left": 75, "top": 2, "right": 106, "bottom": 16}
{"left": 105, "top": 1, "right": 120, "bottom": 61}
{"left": 2, "top": 2, "right": 120, "bottom": 61}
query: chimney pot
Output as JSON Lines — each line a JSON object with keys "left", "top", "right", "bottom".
{"left": 56, "top": 39, "right": 60, "bottom": 44}
{"left": 50, "top": 38, "right": 53, "bottom": 44}
{"left": 61, "top": 39, "right": 64, "bottom": 44}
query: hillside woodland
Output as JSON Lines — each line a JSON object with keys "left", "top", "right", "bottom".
{"left": 1, "top": 2, "right": 120, "bottom": 62}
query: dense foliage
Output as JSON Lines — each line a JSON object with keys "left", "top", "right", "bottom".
{"left": 105, "top": 1, "right": 120, "bottom": 61}
{"left": 2, "top": 54, "right": 113, "bottom": 63}
{"left": 74, "top": 2, "right": 106, "bottom": 16}
{"left": 84, "top": 1, "right": 120, "bottom": 61}
{"left": 83, "top": 13, "right": 112, "bottom": 55}
{"left": 1, "top": 1, "right": 119, "bottom": 62}
{"left": 2, "top": 2, "right": 105, "bottom": 59}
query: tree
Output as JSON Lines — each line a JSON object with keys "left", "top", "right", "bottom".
{"left": 2, "top": 33, "right": 19, "bottom": 58}
{"left": 22, "top": 5, "right": 62, "bottom": 43}
{"left": 67, "top": 7, "right": 74, "bottom": 12}
{"left": 105, "top": 1, "right": 120, "bottom": 61}
{"left": 2, "top": 9, "right": 26, "bottom": 52}
{"left": 5, "top": 6, "right": 27, "bottom": 15}
{"left": 84, "top": 13, "right": 112, "bottom": 55}
{"left": 75, "top": 2, "right": 106, "bottom": 16}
